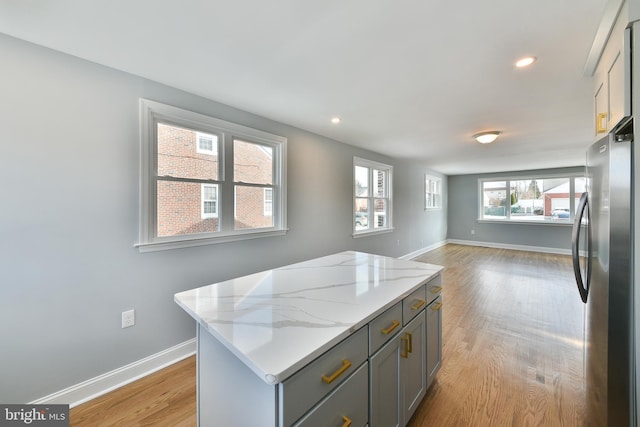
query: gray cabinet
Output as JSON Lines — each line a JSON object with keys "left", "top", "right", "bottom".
{"left": 369, "top": 332, "right": 401, "bottom": 427}
{"left": 193, "top": 268, "right": 443, "bottom": 427}
{"left": 369, "top": 302, "right": 403, "bottom": 355}
{"left": 426, "top": 295, "right": 442, "bottom": 388}
{"left": 197, "top": 323, "right": 369, "bottom": 427}
{"left": 281, "top": 327, "right": 368, "bottom": 426}
{"left": 425, "top": 274, "right": 442, "bottom": 389}
{"left": 369, "top": 311, "right": 426, "bottom": 427}
{"left": 402, "top": 312, "right": 427, "bottom": 422}
{"left": 294, "top": 362, "right": 369, "bottom": 427}
{"left": 402, "top": 285, "right": 426, "bottom": 324}
{"left": 426, "top": 274, "right": 442, "bottom": 305}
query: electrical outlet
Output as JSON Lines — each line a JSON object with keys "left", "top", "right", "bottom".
{"left": 122, "top": 309, "right": 135, "bottom": 328}
{"left": 471, "top": 229, "right": 476, "bottom": 235}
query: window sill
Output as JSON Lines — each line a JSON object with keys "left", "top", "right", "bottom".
{"left": 352, "top": 227, "right": 395, "bottom": 238}
{"left": 477, "top": 219, "right": 573, "bottom": 226}
{"left": 136, "top": 228, "right": 289, "bottom": 252}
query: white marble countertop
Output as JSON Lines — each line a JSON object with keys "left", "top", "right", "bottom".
{"left": 174, "top": 251, "right": 443, "bottom": 385}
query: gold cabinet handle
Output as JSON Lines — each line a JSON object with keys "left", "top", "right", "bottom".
{"left": 381, "top": 319, "right": 400, "bottom": 335}
{"left": 430, "top": 286, "right": 442, "bottom": 294}
{"left": 407, "top": 332, "right": 413, "bottom": 354}
{"left": 321, "top": 359, "right": 352, "bottom": 384}
{"left": 401, "top": 335, "right": 409, "bottom": 358}
{"left": 342, "top": 415, "right": 352, "bottom": 427}
{"left": 431, "top": 302, "right": 443, "bottom": 311}
{"left": 596, "top": 112, "right": 608, "bottom": 134}
{"left": 411, "top": 299, "right": 426, "bottom": 310}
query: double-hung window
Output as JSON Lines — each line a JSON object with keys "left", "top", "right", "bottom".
{"left": 425, "top": 175, "right": 442, "bottom": 209}
{"left": 353, "top": 157, "right": 393, "bottom": 235}
{"left": 138, "top": 99, "right": 287, "bottom": 251}
{"left": 201, "top": 184, "right": 218, "bottom": 219}
{"left": 479, "top": 174, "right": 586, "bottom": 223}
{"left": 263, "top": 188, "right": 273, "bottom": 217}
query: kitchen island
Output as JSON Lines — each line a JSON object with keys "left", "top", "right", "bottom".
{"left": 175, "top": 251, "right": 444, "bottom": 426}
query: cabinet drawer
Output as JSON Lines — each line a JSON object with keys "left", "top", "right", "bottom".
{"left": 369, "top": 302, "right": 402, "bottom": 355}
{"left": 280, "top": 326, "right": 368, "bottom": 426}
{"left": 403, "top": 285, "right": 426, "bottom": 325}
{"left": 293, "top": 362, "right": 368, "bottom": 427}
{"left": 426, "top": 274, "right": 442, "bottom": 305}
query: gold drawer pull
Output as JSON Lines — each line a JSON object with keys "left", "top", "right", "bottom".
{"left": 431, "top": 302, "right": 443, "bottom": 311}
{"left": 430, "top": 286, "right": 442, "bottom": 294}
{"left": 342, "top": 415, "right": 352, "bottom": 427}
{"left": 596, "top": 112, "right": 608, "bottom": 134}
{"left": 411, "top": 299, "right": 426, "bottom": 310}
{"left": 381, "top": 319, "right": 400, "bottom": 335}
{"left": 401, "top": 335, "right": 410, "bottom": 358}
{"left": 322, "top": 359, "right": 352, "bottom": 384}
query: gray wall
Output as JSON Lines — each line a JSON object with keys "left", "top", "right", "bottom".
{"left": 447, "top": 166, "right": 585, "bottom": 251}
{"left": 0, "top": 33, "right": 447, "bottom": 403}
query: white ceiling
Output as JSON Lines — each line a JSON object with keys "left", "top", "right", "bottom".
{"left": 0, "top": 0, "right": 610, "bottom": 175}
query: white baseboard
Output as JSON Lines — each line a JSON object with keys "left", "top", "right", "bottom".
{"left": 30, "top": 338, "right": 196, "bottom": 408}
{"left": 400, "top": 240, "right": 448, "bottom": 260}
{"left": 446, "top": 239, "right": 572, "bottom": 255}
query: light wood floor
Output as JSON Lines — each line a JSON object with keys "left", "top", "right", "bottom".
{"left": 70, "top": 356, "right": 196, "bottom": 426}
{"left": 409, "top": 244, "right": 585, "bottom": 426}
{"left": 70, "top": 244, "right": 586, "bottom": 426}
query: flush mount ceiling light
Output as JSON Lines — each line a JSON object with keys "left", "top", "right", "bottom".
{"left": 473, "top": 131, "right": 501, "bottom": 144}
{"left": 515, "top": 56, "right": 537, "bottom": 68}
{"left": 331, "top": 117, "right": 341, "bottom": 124}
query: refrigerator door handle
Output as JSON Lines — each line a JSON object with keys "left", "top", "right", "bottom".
{"left": 571, "top": 192, "right": 591, "bottom": 303}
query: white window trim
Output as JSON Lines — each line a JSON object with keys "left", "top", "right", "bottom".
{"left": 425, "top": 174, "right": 442, "bottom": 210}
{"left": 196, "top": 131, "right": 218, "bottom": 155}
{"left": 353, "top": 156, "right": 394, "bottom": 237}
{"left": 478, "top": 172, "right": 584, "bottom": 225}
{"left": 137, "top": 99, "right": 287, "bottom": 252}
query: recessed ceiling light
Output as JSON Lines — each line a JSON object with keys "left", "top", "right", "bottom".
{"left": 331, "top": 117, "right": 341, "bottom": 124}
{"left": 515, "top": 56, "right": 537, "bottom": 68}
{"left": 473, "top": 131, "right": 501, "bottom": 144}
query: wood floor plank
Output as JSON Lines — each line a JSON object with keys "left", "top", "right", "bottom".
{"left": 408, "top": 244, "right": 586, "bottom": 427}
{"left": 70, "top": 244, "right": 586, "bottom": 426}
{"left": 70, "top": 356, "right": 196, "bottom": 426}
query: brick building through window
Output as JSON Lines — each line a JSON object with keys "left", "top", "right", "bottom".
{"left": 157, "top": 123, "right": 274, "bottom": 237}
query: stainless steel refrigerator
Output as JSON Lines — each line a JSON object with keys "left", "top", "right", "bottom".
{"left": 572, "top": 117, "right": 634, "bottom": 426}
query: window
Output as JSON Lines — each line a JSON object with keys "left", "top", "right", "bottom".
{"left": 234, "top": 139, "right": 274, "bottom": 230}
{"left": 264, "top": 188, "right": 273, "bottom": 217}
{"left": 479, "top": 174, "right": 585, "bottom": 223}
{"left": 202, "top": 184, "right": 218, "bottom": 218}
{"left": 354, "top": 157, "right": 393, "bottom": 235}
{"left": 138, "top": 99, "right": 287, "bottom": 251}
{"left": 196, "top": 132, "right": 217, "bottom": 155}
{"left": 425, "top": 175, "right": 441, "bottom": 209}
